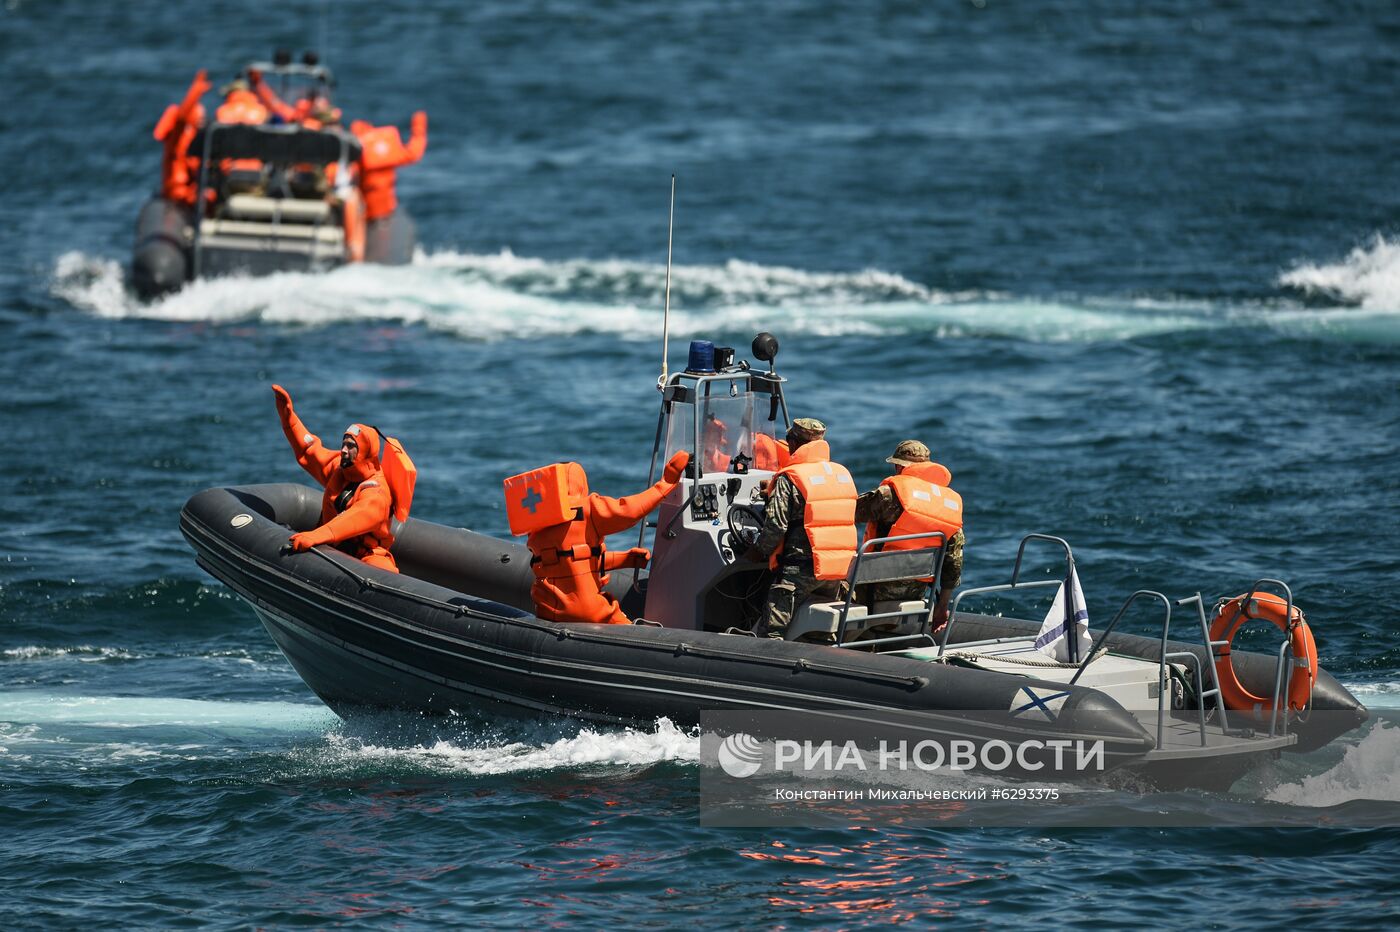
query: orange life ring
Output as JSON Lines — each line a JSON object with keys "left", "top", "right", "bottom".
{"left": 1209, "top": 592, "right": 1317, "bottom": 715}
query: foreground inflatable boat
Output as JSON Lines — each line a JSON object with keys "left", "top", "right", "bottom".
{"left": 182, "top": 339, "right": 1366, "bottom": 790}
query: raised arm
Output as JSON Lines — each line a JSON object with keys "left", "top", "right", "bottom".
{"left": 404, "top": 111, "right": 428, "bottom": 162}
{"left": 249, "top": 70, "right": 298, "bottom": 123}
{"left": 272, "top": 384, "right": 338, "bottom": 485}
{"left": 588, "top": 452, "right": 688, "bottom": 537}
{"left": 155, "top": 69, "right": 210, "bottom": 141}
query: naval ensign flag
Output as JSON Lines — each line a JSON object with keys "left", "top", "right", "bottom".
{"left": 1035, "top": 565, "right": 1093, "bottom": 663}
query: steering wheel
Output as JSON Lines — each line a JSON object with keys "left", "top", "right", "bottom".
{"left": 726, "top": 503, "right": 765, "bottom": 552}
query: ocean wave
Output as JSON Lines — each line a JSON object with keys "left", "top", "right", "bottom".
{"left": 49, "top": 248, "right": 1400, "bottom": 344}
{"left": 2, "top": 645, "right": 142, "bottom": 662}
{"left": 1266, "top": 718, "right": 1400, "bottom": 807}
{"left": 0, "top": 692, "right": 336, "bottom": 732}
{"left": 1280, "top": 235, "right": 1400, "bottom": 310}
{"left": 1343, "top": 681, "right": 1400, "bottom": 709}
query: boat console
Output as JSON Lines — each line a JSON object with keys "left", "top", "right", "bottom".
{"left": 643, "top": 337, "right": 787, "bottom": 632}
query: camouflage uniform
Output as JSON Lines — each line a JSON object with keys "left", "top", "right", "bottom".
{"left": 753, "top": 473, "right": 844, "bottom": 639}
{"left": 751, "top": 419, "right": 843, "bottom": 639}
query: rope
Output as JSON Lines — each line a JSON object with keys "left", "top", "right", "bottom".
{"left": 938, "top": 645, "right": 1109, "bottom": 670}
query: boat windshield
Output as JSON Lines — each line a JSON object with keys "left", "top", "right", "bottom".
{"left": 665, "top": 388, "right": 775, "bottom": 477}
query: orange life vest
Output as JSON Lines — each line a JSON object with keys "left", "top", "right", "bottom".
{"left": 214, "top": 91, "right": 268, "bottom": 176}
{"left": 215, "top": 90, "right": 268, "bottom": 125}
{"left": 769, "top": 440, "right": 858, "bottom": 581}
{"left": 864, "top": 462, "right": 963, "bottom": 582}
{"left": 754, "top": 433, "right": 790, "bottom": 471}
{"left": 316, "top": 425, "right": 399, "bottom": 557}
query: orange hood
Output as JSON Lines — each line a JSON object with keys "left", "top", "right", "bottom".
{"left": 341, "top": 423, "right": 381, "bottom": 482}
{"left": 564, "top": 461, "right": 590, "bottom": 510}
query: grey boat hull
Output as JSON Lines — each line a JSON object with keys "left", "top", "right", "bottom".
{"left": 131, "top": 196, "right": 416, "bottom": 299}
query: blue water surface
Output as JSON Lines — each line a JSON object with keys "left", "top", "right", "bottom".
{"left": 3, "top": 0, "right": 1400, "bottom": 927}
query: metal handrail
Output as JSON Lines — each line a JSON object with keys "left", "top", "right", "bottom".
{"left": 939, "top": 579, "right": 1063, "bottom": 658}
{"left": 1067, "top": 589, "right": 1169, "bottom": 686}
{"left": 1064, "top": 589, "right": 1175, "bottom": 746}
{"left": 1176, "top": 596, "right": 1232, "bottom": 733}
{"left": 834, "top": 531, "right": 945, "bottom": 649}
{"left": 937, "top": 533, "right": 1078, "bottom": 657}
{"left": 1010, "top": 534, "right": 1074, "bottom": 587}
{"left": 1163, "top": 650, "right": 1208, "bottom": 747}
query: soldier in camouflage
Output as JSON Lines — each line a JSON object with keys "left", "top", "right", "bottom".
{"left": 854, "top": 439, "right": 964, "bottom": 627}
{"left": 745, "top": 418, "right": 846, "bottom": 640}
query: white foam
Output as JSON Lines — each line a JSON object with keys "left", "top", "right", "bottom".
{"left": 3, "top": 645, "right": 141, "bottom": 662}
{"left": 1280, "top": 235, "right": 1400, "bottom": 310}
{"left": 1266, "top": 719, "right": 1400, "bottom": 806}
{"left": 43, "top": 248, "right": 1221, "bottom": 344}
{"left": 1344, "top": 681, "right": 1400, "bottom": 709}
{"left": 313, "top": 717, "right": 698, "bottom": 776}
{"left": 52, "top": 246, "right": 1400, "bottom": 344}
{"left": 0, "top": 692, "right": 336, "bottom": 732}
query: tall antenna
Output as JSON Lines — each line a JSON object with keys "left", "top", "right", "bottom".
{"left": 658, "top": 174, "right": 676, "bottom": 391}
{"left": 317, "top": 0, "right": 330, "bottom": 64}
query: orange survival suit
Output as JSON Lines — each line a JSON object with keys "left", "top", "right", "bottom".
{"left": 350, "top": 112, "right": 428, "bottom": 221}
{"left": 153, "top": 70, "right": 211, "bottom": 205}
{"left": 272, "top": 385, "right": 399, "bottom": 573}
{"left": 521, "top": 452, "right": 689, "bottom": 624}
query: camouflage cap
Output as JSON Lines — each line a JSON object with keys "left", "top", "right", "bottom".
{"left": 788, "top": 417, "right": 827, "bottom": 441}
{"left": 886, "top": 439, "right": 930, "bottom": 466}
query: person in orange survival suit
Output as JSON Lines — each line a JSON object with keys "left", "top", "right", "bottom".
{"left": 153, "top": 70, "right": 211, "bottom": 205}
{"left": 523, "top": 451, "right": 690, "bottom": 624}
{"left": 349, "top": 111, "right": 428, "bottom": 223}
{"left": 271, "top": 385, "right": 399, "bottom": 573}
{"left": 248, "top": 69, "right": 340, "bottom": 130}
